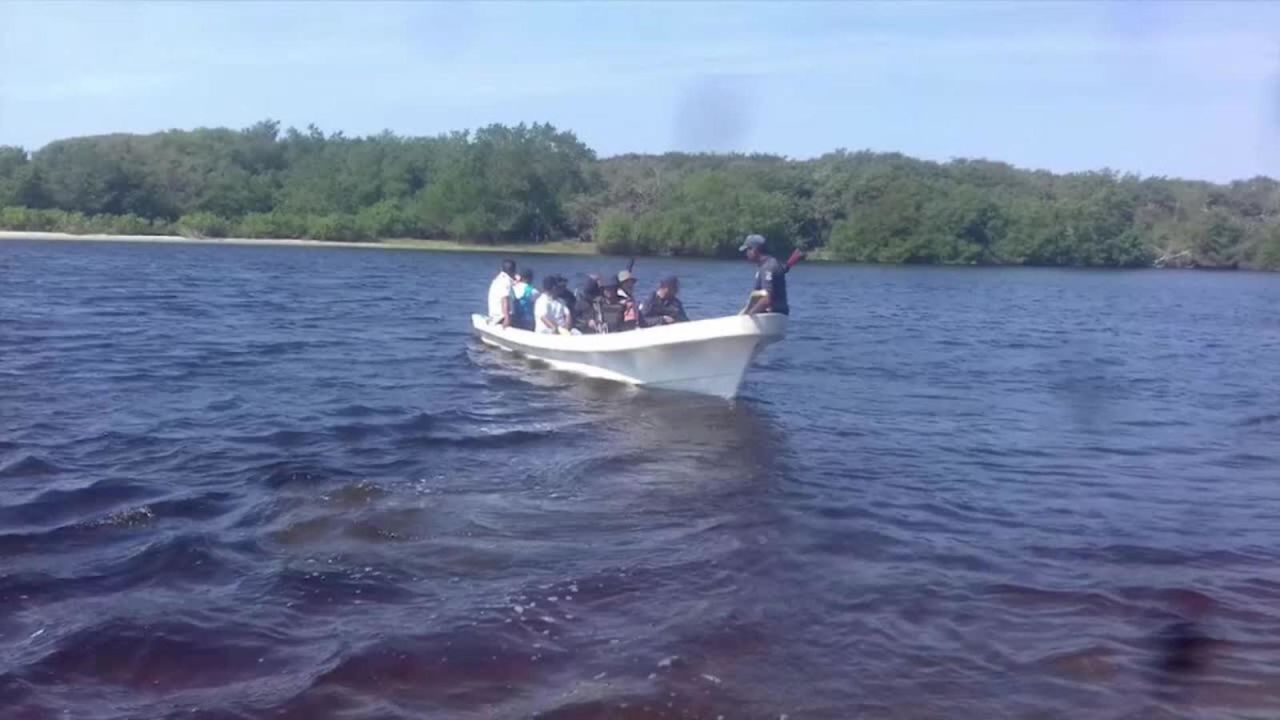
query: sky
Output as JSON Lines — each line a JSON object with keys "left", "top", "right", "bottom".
{"left": 0, "top": 1, "right": 1277, "bottom": 182}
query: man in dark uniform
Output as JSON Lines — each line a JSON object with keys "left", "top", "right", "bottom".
{"left": 739, "top": 234, "right": 790, "bottom": 315}
{"left": 640, "top": 275, "right": 689, "bottom": 325}
{"left": 573, "top": 277, "right": 605, "bottom": 333}
{"left": 597, "top": 278, "right": 625, "bottom": 332}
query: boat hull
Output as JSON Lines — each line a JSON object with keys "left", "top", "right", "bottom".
{"left": 470, "top": 313, "right": 787, "bottom": 399}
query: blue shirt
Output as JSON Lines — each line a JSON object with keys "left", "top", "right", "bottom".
{"left": 752, "top": 255, "right": 789, "bottom": 315}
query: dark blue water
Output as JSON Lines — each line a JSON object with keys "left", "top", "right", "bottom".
{"left": 3, "top": 239, "right": 1280, "bottom": 719}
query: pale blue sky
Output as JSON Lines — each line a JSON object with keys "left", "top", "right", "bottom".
{"left": 1, "top": 1, "right": 1277, "bottom": 181}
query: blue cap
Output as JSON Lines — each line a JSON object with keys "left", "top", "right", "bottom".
{"left": 738, "top": 234, "right": 767, "bottom": 252}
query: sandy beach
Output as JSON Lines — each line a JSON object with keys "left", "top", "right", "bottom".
{"left": 0, "top": 230, "right": 598, "bottom": 255}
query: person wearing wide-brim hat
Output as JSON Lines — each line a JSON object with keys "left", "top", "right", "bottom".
{"left": 615, "top": 269, "right": 641, "bottom": 329}
{"left": 616, "top": 270, "right": 638, "bottom": 297}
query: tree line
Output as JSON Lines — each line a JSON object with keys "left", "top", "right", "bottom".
{"left": 1, "top": 120, "right": 1277, "bottom": 269}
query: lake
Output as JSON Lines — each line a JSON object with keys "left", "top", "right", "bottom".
{"left": 2, "top": 239, "right": 1279, "bottom": 719}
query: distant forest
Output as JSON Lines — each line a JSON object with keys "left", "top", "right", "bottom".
{"left": 1, "top": 121, "right": 1278, "bottom": 269}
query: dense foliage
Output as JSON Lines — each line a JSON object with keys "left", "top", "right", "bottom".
{"left": 2, "top": 121, "right": 1278, "bottom": 269}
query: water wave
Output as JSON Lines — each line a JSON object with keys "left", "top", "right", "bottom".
{"left": 3, "top": 241, "right": 1279, "bottom": 718}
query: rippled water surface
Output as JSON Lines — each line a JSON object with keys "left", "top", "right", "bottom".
{"left": 3, "top": 239, "right": 1280, "bottom": 719}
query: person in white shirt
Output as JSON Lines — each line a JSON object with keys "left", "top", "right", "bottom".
{"left": 534, "top": 275, "right": 571, "bottom": 334}
{"left": 487, "top": 259, "right": 516, "bottom": 325}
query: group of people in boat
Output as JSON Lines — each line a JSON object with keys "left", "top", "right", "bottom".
{"left": 485, "top": 233, "right": 790, "bottom": 335}
{"left": 487, "top": 263, "right": 688, "bottom": 335}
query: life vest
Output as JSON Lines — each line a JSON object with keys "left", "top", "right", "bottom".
{"left": 599, "top": 301, "right": 625, "bottom": 331}
{"left": 618, "top": 291, "right": 640, "bottom": 329}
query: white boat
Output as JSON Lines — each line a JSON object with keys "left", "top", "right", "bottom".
{"left": 470, "top": 313, "right": 788, "bottom": 399}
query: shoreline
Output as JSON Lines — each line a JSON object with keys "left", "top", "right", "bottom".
{"left": 5, "top": 230, "right": 1273, "bottom": 273}
{"left": 0, "top": 230, "right": 600, "bottom": 256}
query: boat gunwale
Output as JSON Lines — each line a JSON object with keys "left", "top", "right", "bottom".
{"left": 469, "top": 313, "right": 787, "bottom": 354}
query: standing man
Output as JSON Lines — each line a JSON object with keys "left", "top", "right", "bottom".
{"left": 739, "top": 234, "right": 789, "bottom": 316}
{"left": 488, "top": 259, "right": 517, "bottom": 326}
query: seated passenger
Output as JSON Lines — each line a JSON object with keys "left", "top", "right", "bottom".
{"left": 598, "top": 279, "right": 624, "bottom": 332}
{"left": 554, "top": 275, "right": 576, "bottom": 328}
{"left": 510, "top": 268, "right": 539, "bottom": 331}
{"left": 600, "top": 277, "right": 620, "bottom": 303}
{"left": 534, "top": 275, "right": 571, "bottom": 334}
{"left": 641, "top": 275, "right": 689, "bottom": 325}
{"left": 574, "top": 277, "right": 604, "bottom": 334}
{"left": 616, "top": 270, "right": 641, "bottom": 330}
